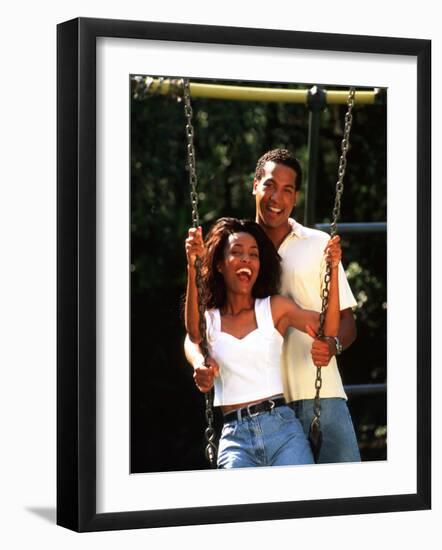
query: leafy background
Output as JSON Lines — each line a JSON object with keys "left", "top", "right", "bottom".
{"left": 130, "top": 76, "right": 387, "bottom": 472}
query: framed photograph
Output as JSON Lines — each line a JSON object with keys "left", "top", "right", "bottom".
{"left": 57, "top": 17, "right": 431, "bottom": 532}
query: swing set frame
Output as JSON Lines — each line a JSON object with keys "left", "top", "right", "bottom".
{"left": 138, "top": 76, "right": 387, "bottom": 459}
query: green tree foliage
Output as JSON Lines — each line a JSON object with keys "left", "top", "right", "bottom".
{"left": 130, "top": 77, "right": 387, "bottom": 472}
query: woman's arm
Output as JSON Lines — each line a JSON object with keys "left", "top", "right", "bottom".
{"left": 184, "top": 334, "right": 220, "bottom": 393}
{"left": 273, "top": 236, "right": 341, "bottom": 337}
{"left": 184, "top": 227, "right": 204, "bottom": 343}
{"left": 272, "top": 296, "right": 320, "bottom": 335}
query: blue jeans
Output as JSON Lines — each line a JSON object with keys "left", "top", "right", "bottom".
{"left": 217, "top": 405, "right": 314, "bottom": 468}
{"left": 290, "top": 398, "right": 361, "bottom": 463}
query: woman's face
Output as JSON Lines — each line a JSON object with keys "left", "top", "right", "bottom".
{"left": 217, "top": 231, "right": 260, "bottom": 296}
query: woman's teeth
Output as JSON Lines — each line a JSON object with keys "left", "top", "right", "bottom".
{"left": 236, "top": 268, "right": 252, "bottom": 280}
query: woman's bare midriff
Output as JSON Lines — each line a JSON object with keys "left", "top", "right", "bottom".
{"left": 221, "top": 394, "right": 284, "bottom": 415}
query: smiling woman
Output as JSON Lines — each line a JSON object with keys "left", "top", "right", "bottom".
{"left": 219, "top": 233, "right": 260, "bottom": 296}
{"left": 197, "top": 219, "right": 282, "bottom": 312}
{"left": 184, "top": 217, "right": 342, "bottom": 468}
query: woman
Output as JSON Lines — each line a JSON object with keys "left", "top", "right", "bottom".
{"left": 185, "top": 218, "right": 341, "bottom": 469}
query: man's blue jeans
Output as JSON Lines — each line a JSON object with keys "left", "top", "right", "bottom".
{"left": 217, "top": 405, "right": 314, "bottom": 468}
{"left": 290, "top": 398, "right": 361, "bottom": 463}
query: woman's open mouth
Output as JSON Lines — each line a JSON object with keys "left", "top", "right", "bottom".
{"left": 235, "top": 267, "right": 252, "bottom": 282}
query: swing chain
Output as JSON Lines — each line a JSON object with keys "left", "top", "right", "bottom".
{"left": 312, "top": 87, "right": 356, "bottom": 434}
{"left": 330, "top": 89, "right": 356, "bottom": 238}
{"left": 182, "top": 78, "right": 218, "bottom": 468}
{"left": 183, "top": 84, "right": 200, "bottom": 227}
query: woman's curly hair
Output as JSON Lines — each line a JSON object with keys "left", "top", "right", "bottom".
{"left": 202, "top": 218, "right": 281, "bottom": 309}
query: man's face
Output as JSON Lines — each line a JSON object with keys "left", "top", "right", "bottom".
{"left": 253, "top": 161, "right": 299, "bottom": 230}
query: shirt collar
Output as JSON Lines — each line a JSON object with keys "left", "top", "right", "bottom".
{"left": 287, "top": 218, "right": 309, "bottom": 239}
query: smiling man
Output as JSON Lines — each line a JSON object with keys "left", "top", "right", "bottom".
{"left": 185, "top": 148, "right": 360, "bottom": 464}
{"left": 250, "top": 148, "right": 360, "bottom": 463}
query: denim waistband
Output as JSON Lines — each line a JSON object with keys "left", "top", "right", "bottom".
{"left": 223, "top": 397, "right": 286, "bottom": 423}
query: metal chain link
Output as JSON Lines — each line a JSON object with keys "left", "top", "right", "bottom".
{"left": 182, "top": 78, "right": 218, "bottom": 467}
{"left": 310, "top": 87, "right": 356, "bottom": 460}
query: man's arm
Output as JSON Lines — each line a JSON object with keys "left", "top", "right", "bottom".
{"left": 337, "top": 307, "right": 357, "bottom": 351}
{"left": 310, "top": 307, "right": 356, "bottom": 366}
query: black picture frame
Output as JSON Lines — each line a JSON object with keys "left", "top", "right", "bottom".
{"left": 57, "top": 17, "right": 431, "bottom": 532}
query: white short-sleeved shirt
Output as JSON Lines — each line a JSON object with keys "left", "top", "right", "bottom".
{"left": 205, "top": 297, "right": 284, "bottom": 406}
{"left": 278, "top": 219, "right": 357, "bottom": 401}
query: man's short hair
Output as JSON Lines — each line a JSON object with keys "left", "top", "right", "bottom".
{"left": 255, "top": 148, "right": 303, "bottom": 191}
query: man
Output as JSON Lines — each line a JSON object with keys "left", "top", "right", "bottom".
{"left": 185, "top": 148, "right": 360, "bottom": 463}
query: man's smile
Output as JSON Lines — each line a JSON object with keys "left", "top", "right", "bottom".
{"left": 268, "top": 205, "right": 283, "bottom": 214}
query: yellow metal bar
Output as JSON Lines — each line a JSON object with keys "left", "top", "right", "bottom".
{"left": 325, "top": 90, "right": 376, "bottom": 105}
{"left": 146, "top": 78, "right": 378, "bottom": 105}
{"left": 190, "top": 83, "right": 308, "bottom": 103}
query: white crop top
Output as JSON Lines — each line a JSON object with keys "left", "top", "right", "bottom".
{"left": 204, "top": 297, "right": 284, "bottom": 406}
